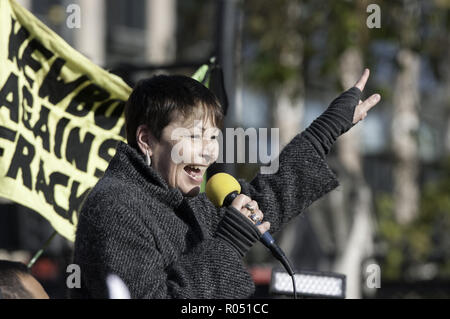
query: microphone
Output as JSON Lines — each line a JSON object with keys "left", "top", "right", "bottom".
{"left": 205, "top": 173, "right": 295, "bottom": 277}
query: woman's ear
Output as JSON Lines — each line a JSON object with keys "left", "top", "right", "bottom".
{"left": 136, "top": 124, "right": 156, "bottom": 156}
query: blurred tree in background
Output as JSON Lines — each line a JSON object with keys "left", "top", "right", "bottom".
{"left": 373, "top": 0, "right": 450, "bottom": 285}
{"left": 240, "top": 0, "right": 450, "bottom": 298}
{"left": 377, "top": 156, "right": 450, "bottom": 281}
{"left": 2, "top": 0, "right": 449, "bottom": 298}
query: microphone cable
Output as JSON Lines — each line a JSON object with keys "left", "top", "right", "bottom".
{"left": 263, "top": 236, "right": 296, "bottom": 299}
{"left": 205, "top": 173, "right": 298, "bottom": 299}
{"left": 292, "top": 273, "right": 297, "bottom": 299}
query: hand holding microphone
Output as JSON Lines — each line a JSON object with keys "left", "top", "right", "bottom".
{"left": 230, "top": 194, "right": 271, "bottom": 236}
{"left": 206, "top": 173, "right": 294, "bottom": 276}
{"left": 206, "top": 172, "right": 297, "bottom": 298}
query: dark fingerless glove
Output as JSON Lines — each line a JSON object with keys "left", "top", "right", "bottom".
{"left": 303, "top": 87, "right": 362, "bottom": 158}
{"left": 216, "top": 207, "right": 261, "bottom": 257}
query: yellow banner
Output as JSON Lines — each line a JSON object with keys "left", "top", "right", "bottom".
{"left": 0, "top": 1, "right": 211, "bottom": 242}
{"left": 0, "top": 0, "right": 120, "bottom": 242}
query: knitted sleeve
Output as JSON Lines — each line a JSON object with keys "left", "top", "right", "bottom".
{"left": 237, "top": 88, "right": 362, "bottom": 234}
{"left": 238, "top": 132, "right": 339, "bottom": 236}
{"left": 71, "top": 203, "right": 259, "bottom": 299}
{"left": 303, "top": 87, "right": 362, "bottom": 158}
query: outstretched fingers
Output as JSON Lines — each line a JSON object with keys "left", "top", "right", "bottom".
{"left": 354, "top": 68, "right": 370, "bottom": 92}
{"left": 353, "top": 93, "right": 381, "bottom": 123}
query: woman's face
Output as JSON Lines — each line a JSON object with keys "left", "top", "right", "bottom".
{"left": 149, "top": 110, "right": 220, "bottom": 197}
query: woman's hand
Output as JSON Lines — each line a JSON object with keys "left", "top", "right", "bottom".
{"left": 352, "top": 68, "right": 381, "bottom": 123}
{"left": 231, "top": 194, "right": 271, "bottom": 235}
{"left": 302, "top": 67, "right": 381, "bottom": 158}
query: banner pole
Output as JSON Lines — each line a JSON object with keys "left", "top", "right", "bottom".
{"left": 27, "top": 230, "right": 58, "bottom": 269}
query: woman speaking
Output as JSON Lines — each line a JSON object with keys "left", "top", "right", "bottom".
{"left": 71, "top": 69, "right": 380, "bottom": 298}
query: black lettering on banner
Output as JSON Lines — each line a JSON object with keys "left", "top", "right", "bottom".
{"left": 6, "top": 134, "right": 35, "bottom": 190}
{"left": 94, "top": 169, "right": 103, "bottom": 179}
{"left": 32, "top": 105, "right": 51, "bottom": 152}
{"left": 0, "top": 126, "right": 17, "bottom": 142}
{"left": 119, "top": 122, "right": 126, "bottom": 138}
{"left": 21, "top": 85, "right": 34, "bottom": 130}
{"left": 7, "top": 17, "right": 30, "bottom": 66}
{"left": 0, "top": 126, "right": 17, "bottom": 157}
{"left": 68, "top": 181, "right": 91, "bottom": 224}
{"left": 35, "top": 159, "right": 70, "bottom": 219}
{"left": 7, "top": 18, "right": 53, "bottom": 87}
{"left": 0, "top": 72, "right": 20, "bottom": 123}
{"left": 51, "top": 172, "right": 70, "bottom": 218}
{"left": 66, "top": 83, "right": 110, "bottom": 117}
{"left": 35, "top": 160, "right": 52, "bottom": 204}
{"left": 94, "top": 99, "right": 125, "bottom": 130}
{"left": 38, "top": 57, "right": 88, "bottom": 104}
{"left": 18, "top": 39, "right": 54, "bottom": 87}
{"left": 94, "top": 138, "right": 119, "bottom": 178}
{"left": 54, "top": 117, "right": 70, "bottom": 159}
{"left": 65, "top": 127, "right": 94, "bottom": 172}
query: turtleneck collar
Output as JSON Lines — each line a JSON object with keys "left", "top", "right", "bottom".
{"left": 106, "top": 141, "right": 185, "bottom": 209}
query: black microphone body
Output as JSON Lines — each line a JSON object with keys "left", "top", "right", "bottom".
{"left": 223, "top": 192, "right": 295, "bottom": 276}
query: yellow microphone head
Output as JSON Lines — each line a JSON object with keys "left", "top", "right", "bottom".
{"left": 205, "top": 172, "right": 241, "bottom": 207}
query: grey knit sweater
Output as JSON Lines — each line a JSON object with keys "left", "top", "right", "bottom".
{"left": 70, "top": 131, "right": 339, "bottom": 299}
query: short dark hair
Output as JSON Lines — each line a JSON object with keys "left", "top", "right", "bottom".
{"left": 0, "top": 260, "right": 33, "bottom": 299}
{"left": 125, "top": 74, "right": 224, "bottom": 148}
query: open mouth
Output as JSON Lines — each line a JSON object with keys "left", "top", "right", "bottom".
{"left": 183, "top": 165, "right": 205, "bottom": 183}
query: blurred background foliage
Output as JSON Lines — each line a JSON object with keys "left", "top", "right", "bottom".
{"left": 240, "top": 0, "right": 450, "bottom": 297}
{"left": 1, "top": 0, "right": 449, "bottom": 298}
{"left": 377, "top": 156, "right": 450, "bottom": 281}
